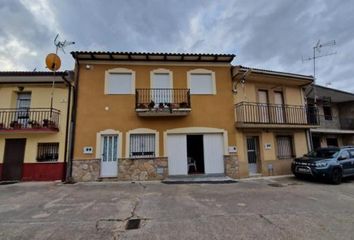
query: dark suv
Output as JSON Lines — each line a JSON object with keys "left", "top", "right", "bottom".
{"left": 291, "top": 146, "right": 354, "bottom": 184}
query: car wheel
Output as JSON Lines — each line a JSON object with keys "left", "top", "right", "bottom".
{"left": 294, "top": 173, "right": 302, "bottom": 179}
{"left": 330, "top": 168, "right": 342, "bottom": 185}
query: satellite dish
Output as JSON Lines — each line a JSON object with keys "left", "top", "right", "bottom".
{"left": 45, "top": 53, "right": 61, "bottom": 71}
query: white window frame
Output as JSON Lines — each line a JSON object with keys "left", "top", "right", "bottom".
{"left": 126, "top": 128, "right": 159, "bottom": 158}
{"left": 187, "top": 69, "right": 216, "bottom": 95}
{"left": 96, "top": 129, "right": 123, "bottom": 159}
{"left": 104, "top": 68, "right": 135, "bottom": 95}
{"left": 150, "top": 68, "right": 173, "bottom": 88}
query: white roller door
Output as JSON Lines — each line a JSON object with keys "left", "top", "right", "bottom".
{"left": 167, "top": 134, "right": 188, "bottom": 175}
{"left": 203, "top": 133, "right": 224, "bottom": 174}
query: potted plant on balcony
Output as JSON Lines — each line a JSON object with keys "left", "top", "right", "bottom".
{"left": 29, "top": 120, "right": 41, "bottom": 129}
{"left": 148, "top": 100, "right": 155, "bottom": 110}
{"left": 43, "top": 119, "right": 57, "bottom": 129}
{"left": 179, "top": 102, "right": 189, "bottom": 108}
{"left": 10, "top": 120, "right": 22, "bottom": 129}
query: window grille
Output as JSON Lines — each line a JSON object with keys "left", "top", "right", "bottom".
{"left": 129, "top": 134, "right": 155, "bottom": 157}
{"left": 37, "top": 143, "right": 59, "bottom": 162}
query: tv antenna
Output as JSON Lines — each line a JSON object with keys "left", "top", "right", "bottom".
{"left": 54, "top": 34, "right": 75, "bottom": 54}
{"left": 302, "top": 40, "right": 336, "bottom": 103}
{"left": 46, "top": 34, "right": 75, "bottom": 116}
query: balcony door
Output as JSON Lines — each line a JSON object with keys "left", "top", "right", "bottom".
{"left": 16, "top": 92, "right": 31, "bottom": 126}
{"left": 152, "top": 73, "right": 172, "bottom": 106}
{"left": 274, "top": 91, "right": 285, "bottom": 123}
{"left": 258, "top": 90, "right": 269, "bottom": 123}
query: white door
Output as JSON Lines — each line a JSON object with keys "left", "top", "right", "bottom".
{"left": 152, "top": 73, "right": 172, "bottom": 105}
{"left": 258, "top": 90, "right": 269, "bottom": 123}
{"left": 100, "top": 135, "right": 118, "bottom": 177}
{"left": 167, "top": 134, "right": 188, "bottom": 175}
{"left": 203, "top": 134, "right": 224, "bottom": 174}
{"left": 274, "top": 92, "right": 285, "bottom": 123}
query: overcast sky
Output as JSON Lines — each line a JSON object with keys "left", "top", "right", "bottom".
{"left": 0, "top": 0, "right": 353, "bottom": 92}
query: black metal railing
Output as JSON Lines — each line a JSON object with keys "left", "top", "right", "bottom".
{"left": 136, "top": 88, "right": 191, "bottom": 110}
{"left": 235, "top": 102, "right": 319, "bottom": 125}
{"left": 0, "top": 108, "right": 60, "bottom": 131}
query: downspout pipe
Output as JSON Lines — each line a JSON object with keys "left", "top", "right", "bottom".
{"left": 66, "top": 58, "right": 80, "bottom": 183}
{"left": 62, "top": 72, "right": 73, "bottom": 182}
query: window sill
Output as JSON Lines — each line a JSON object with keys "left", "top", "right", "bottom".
{"left": 129, "top": 156, "right": 156, "bottom": 160}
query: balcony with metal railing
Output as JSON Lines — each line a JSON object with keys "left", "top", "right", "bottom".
{"left": 235, "top": 102, "right": 319, "bottom": 128}
{"left": 0, "top": 108, "right": 60, "bottom": 133}
{"left": 135, "top": 88, "right": 191, "bottom": 116}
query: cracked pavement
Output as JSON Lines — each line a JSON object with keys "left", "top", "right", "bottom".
{"left": 1, "top": 177, "right": 354, "bottom": 239}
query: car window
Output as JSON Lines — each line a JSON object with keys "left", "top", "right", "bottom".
{"left": 306, "top": 148, "right": 340, "bottom": 158}
{"left": 339, "top": 151, "right": 350, "bottom": 160}
{"left": 348, "top": 149, "right": 354, "bottom": 158}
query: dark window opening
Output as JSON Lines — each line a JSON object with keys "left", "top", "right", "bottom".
{"left": 323, "top": 106, "right": 332, "bottom": 120}
{"left": 326, "top": 138, "right": 338, "bottom": 147}
{"left": 37, "top": 143, "right": 59, "bottom": 162}
{"left": 187, "top": 135, "right": 204, "bottom": 174}
{"left": 312, "top": 135, "right": 321, "bottom": 150}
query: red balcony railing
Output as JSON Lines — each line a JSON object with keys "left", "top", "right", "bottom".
{"left": 0, "top": 108, "right": 60, "bottom": 132}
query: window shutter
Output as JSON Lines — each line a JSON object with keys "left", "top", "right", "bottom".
{"left": 107, "top": 73, "right": 132, "bottom": 94}
{"left": 189, "top": 73, "right": 213, "bottom": 94}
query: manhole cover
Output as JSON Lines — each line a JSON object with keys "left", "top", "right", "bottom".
{"left": 126, "top": 219, "right": 141, "bottom": 230}
{"left": 268, "top": 183, "right": 284, "bottom": 187}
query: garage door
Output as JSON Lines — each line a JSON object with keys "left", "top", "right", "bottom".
{"left": 167, "top": 134, "right": 187, "bottom": 175}
{"left": 204, "top": 133, "right": 224, "bottom": 174}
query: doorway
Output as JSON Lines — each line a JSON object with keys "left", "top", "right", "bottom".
{"left": 312, "top": 135, "right": 321, "bottom": 150}
{"left": 100, "top": 135, "right": 118, "bottom": 177}
{"left": 187, "top": 135, "right": 204, "bottom": 174}
{"left": 247, "top": 136, "right": 260, "bottom": 175}
{"left": 2, "top": 139, "right": 26, "bottom": 181}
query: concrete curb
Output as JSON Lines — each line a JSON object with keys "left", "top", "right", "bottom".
{"left": 238, "top": 174, "right": 294, "bottom": 181}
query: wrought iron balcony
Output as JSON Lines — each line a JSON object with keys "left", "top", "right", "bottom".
{"left": 235, "top": 102, "right": 319, "bottom": 128}
{"left": 0, "top": 108, "right": 60, "bottom": 132}
{"left": 136, "top": 88, "right": 191, "bottom": 116}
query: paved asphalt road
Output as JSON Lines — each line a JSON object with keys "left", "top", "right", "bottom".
{"left": 1, "top": 176, "right": 354, "bottom": 240}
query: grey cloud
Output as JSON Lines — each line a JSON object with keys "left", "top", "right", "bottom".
{"left": 0, "top": 0, "right": 353, "bottom": 92}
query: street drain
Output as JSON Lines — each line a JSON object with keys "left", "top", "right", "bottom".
{"left": 126, "top": 219, "right": 141, "bottom": 230}
{"left": 268, "top": 183, "right": 284, "bottom": 187}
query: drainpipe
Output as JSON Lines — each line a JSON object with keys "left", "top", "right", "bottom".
{"left": 62, "top": 72, "right": 73, "bottom": 182}
{"left": 66, "top": 58, "right": 80, "bottom": 183}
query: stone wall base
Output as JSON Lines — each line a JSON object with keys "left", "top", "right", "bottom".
{"left": 72, "top": 157, "right": 168, "bottom": 182}
{"left": 118, "top": 157, "right": 168, "bottom": 181}
{"left": 224, "top": 154, "right": 239, "bottom": 179}
{"left": 72, "top": 159, "right": 100, "bottom": 182}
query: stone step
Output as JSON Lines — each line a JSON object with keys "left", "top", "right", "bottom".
{"left": 162, "top": 175, "right": 237, "bottom": 184}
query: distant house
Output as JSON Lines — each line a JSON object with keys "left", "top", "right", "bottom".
{"left": 0, "top": 71, "right": 74, "bottom": 181}
{"left": 306, "top": 85, "right": 354, "bottom": 148}
{"left": 70, "top": 51, "right": 238, "bottom": 181}
{"left": 232, "top": 66, "right": 319, "bottom": 177}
